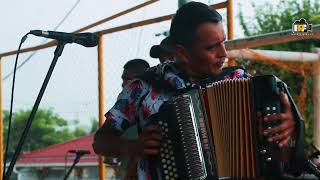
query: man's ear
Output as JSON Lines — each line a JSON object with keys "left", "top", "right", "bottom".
{"left": 175, "top": 44, "right": 191, "bottom": 64}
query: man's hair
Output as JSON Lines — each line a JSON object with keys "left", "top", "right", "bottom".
{"left": 123, "top": 59, "right": 150, "bottom": 72}
{"left": 170, "top": 2, "right": 222, "bottom": 48}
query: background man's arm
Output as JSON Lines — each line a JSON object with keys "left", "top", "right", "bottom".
{"left": 92, "top": 120, "right": 139, "bottom": 159}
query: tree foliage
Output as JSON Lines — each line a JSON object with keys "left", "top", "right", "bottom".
{"left": 3, "top": 108, "right": 87, "bottom": 161}
{"left": 238, "top": 0, "right": 320, "bottom": 145}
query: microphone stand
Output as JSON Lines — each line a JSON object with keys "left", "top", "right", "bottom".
{"left": 4, "top": 42, "right": 66, "bottom": 180}
{"left": 63, "top": 152, "right": 85, "bottom": 180}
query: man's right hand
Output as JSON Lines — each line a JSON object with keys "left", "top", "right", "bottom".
{"left": 93, "top": 121, "right": 162, "bottom": 159}
{"left": 135, "top": 125, "right": 162, "bottom": 157}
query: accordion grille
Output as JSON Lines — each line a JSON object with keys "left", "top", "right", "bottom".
{"left": 173, "top": 95, "right": 207, "bottom": 179}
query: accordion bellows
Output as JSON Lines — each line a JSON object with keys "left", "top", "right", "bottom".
{"left": 205, "top": 78, "right": 258, "bottom": 177}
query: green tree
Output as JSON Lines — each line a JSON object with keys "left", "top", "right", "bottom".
{"left": 239, "top": 0, "right": 319, "bottom": 51}
{"left": 238, "top": 0, "right": 320, "bottom": 145}
{"left": 3, "top": 108, "right": 86, "bottom": 161}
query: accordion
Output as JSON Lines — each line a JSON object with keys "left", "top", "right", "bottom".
{"left": 148, "top": 75, "right": 289, "bottom": 180}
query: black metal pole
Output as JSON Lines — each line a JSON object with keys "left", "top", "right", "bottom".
{"left": 63, "top": 154, "right": 82, "bottom": 180}
{"left": 4, "top": 42, "right": 66, "bottom": 180}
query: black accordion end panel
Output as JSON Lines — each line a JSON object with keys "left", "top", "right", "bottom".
{"left": 252, "top": 75, "right": 286, "bottom": 177}
{"left": 148, "top": 89, "right": 217, "bottom": 180}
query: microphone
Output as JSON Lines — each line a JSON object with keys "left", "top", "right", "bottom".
{"left": 68, "top": 150, "right": 91, "bottom": 156}
{"left": 29, "top": 30, "right": 98, "bottom": 47}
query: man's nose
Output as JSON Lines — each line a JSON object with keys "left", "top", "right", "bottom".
{"left": 218, "top": 44, "right": 227, "bottom": 58}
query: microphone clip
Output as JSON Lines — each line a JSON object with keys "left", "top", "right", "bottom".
{"left": 68, "top": 150, "right": 91, "bottom": 156}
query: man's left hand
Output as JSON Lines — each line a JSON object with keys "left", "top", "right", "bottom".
{"left": 263, "top": 91, "right": 296, "bottom": 148}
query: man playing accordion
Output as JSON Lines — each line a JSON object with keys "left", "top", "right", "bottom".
{"left": 93, "top": 2, "right": 305, "bottom": 179}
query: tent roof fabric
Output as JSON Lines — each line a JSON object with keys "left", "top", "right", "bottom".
{"left": 16, "top": 134, "right": 98, "bottom": 165}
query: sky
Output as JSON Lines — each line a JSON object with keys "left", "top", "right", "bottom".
{"left": 0, "top": 0, "right": 279, "bottom": 129}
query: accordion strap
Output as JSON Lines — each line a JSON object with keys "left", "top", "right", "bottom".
{"left": 134, "top": 70, "right": 177, "bottom": 134}
{"left": 281, "top": 82, "right": 306, "bottom": 176}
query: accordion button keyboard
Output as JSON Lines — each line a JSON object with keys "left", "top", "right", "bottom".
{"left": 173, "top": 167, "right": 177, "bottom": 172}
{"left": 260, "top": 149, "right": 267, "bottom": 154}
